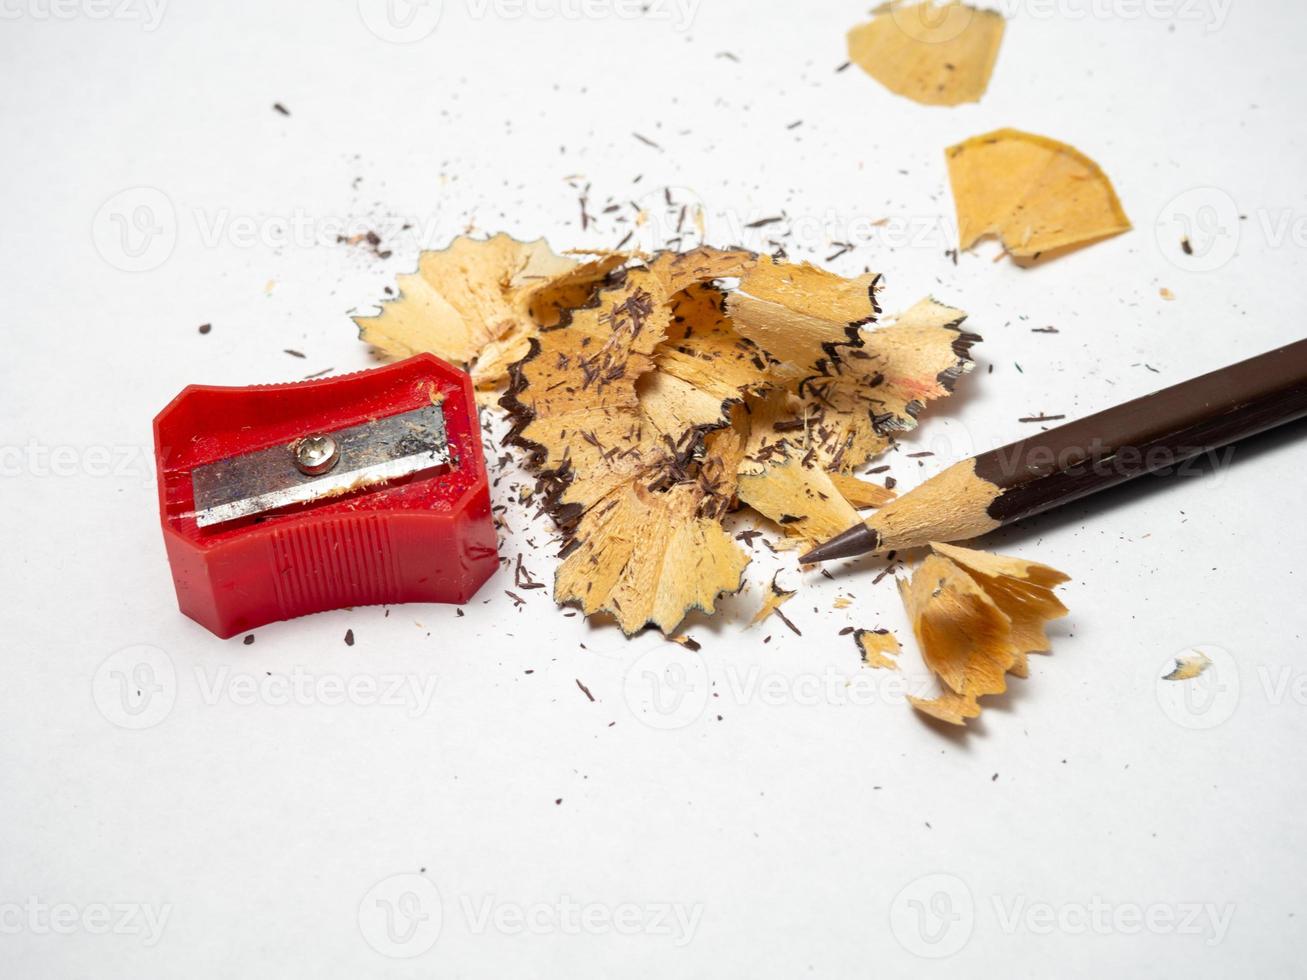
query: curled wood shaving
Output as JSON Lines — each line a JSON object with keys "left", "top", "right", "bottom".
{"left": 946, "top": 128, "right": 1131, "bottom": 258}
{"left": 503, "top": 250, "right": 755, "bottom": 634}
{"left": 354, "top": 234, "right": 623, "bottom": 389}
{"left": 727, "top": 257, "right": 881, "bottom": 380}
{"left": 733, "top": 293, "right": 978, "bottom": 473}
{"left": 848, "top": 1, "right": 1006, "bottom": 107}
{"left": 900, "top": 542, "right": 1069, "bottom": 724}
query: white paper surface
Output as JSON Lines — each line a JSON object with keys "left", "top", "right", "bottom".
{"left": 2, "top": 1, "right": 1305, "bottom": 976}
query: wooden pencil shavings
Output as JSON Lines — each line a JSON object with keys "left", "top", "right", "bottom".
{"left": 727, "top": 257, "right": 881, "bottom": 388}
{"left": 552, "top": 478, "right": 749, "bottom": 636}
{"left": 647, "top": 246, "right": 756, "bottom": 295}
{"left": 946, "top": 128, "right": 1131, "bottom": 259}
{"left": 652, "top": 283, "right": 777, "bottom": 403}
{"left": 505, "top": 248, "right": 757, "bottom": 512}
{"left": 718, "top": 389, "right": 860, "bottom": 548}
{"left": 738, "top": 455, "right": 863, "bottom": 547}
{"left": 503, "top": 250, "right": 757, "bottom": 635}
{"left": 722, "top": 281, "right": 972, "bottom": 544}
{"left": 354, "top": 234, "right": 624, "bottom": 389}
{"left": 929, "top": 542, "right": 1070, "bottom": 678}
{"left": 706, "top": 284, "right": 972, "bottom": 545}
{"left": 749, "top": 573, "right": 797, "bottom": 627}
{"left": 487, "top": 237, "right": 984, "bottom": 636}
{"left": 737, "top": 294, "right": 977, "bottom": 473}
{"left": 855, "top": 628, "right": 902, "bottom": 670}
{"left": 847, "top": 1, "right": 1006, "bottom": 107}
{"left": 900, "top": 542, "right": 1069, "bottom": 725}
{"left": 1163, "top": 651, "right": 1212, "bottom": 682}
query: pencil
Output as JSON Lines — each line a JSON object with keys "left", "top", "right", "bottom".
{"left": 800, "top": 337, "right": 1307, "bottom": 563}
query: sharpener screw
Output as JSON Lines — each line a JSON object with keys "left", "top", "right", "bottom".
{"left": 294, "top": 435, "right": 339, "bottom": 476}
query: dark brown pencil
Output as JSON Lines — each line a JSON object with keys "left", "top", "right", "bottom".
{"left": 801, "top": 337, "right": 1307, "bottom": 563}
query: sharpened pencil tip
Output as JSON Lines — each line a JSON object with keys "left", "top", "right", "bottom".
{"left": 800, "top": 524, "right": 880, "bottom": 564}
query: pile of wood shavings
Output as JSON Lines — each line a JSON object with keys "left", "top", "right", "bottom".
{"left": 356, "top": 237, "right": 1076, "bottom": 725}
{"left": 359, "top": 239, "right": 975, "bottom": 634}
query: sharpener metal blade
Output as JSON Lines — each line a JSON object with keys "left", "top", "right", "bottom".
{"left": 191, "top": 404, "right": 450, "bottom": 528}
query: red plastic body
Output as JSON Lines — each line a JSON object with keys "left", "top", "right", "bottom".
{"left": 154, "top": 354, "right": 498, "bottom": 638}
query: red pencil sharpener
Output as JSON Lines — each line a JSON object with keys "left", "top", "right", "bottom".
{"left": 154, "top": 354, "right": 498, "bottom": 638}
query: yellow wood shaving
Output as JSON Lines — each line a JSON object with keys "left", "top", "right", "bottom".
{"left": 554, "top": 481, "right": 748, "bottom": 635}
{"left": 1163, "top": 651, "right": 1212, "bottom": 682}
{"left": 855, "top": 628, "right": 902, "bottom": 670}
{"left": 738, "top": 457, "right": 862, "bottom": 545}
{"left": 749, "top": 574, "right": 797, "bottom": 627}
{"left": 354, "top": 234, "right": 623, "bottom": 389}
{"left": 848, "top": 1, "right": 1006, "bottom": 107}
{"left": 827, "top": 471, "right": 897, "bottom": 509}
{"left": 946, "top": 128, "right": 1131, "bottom": 258}
{"left": 504, "top": 251, "right": 755, "bottom": 635}
{"left": 901, "top": 543, "right": 1069, "bottom": 724}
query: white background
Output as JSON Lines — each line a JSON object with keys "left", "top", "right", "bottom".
{"left": 3, "top": 0, "right": 1306, "bottom": 976}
